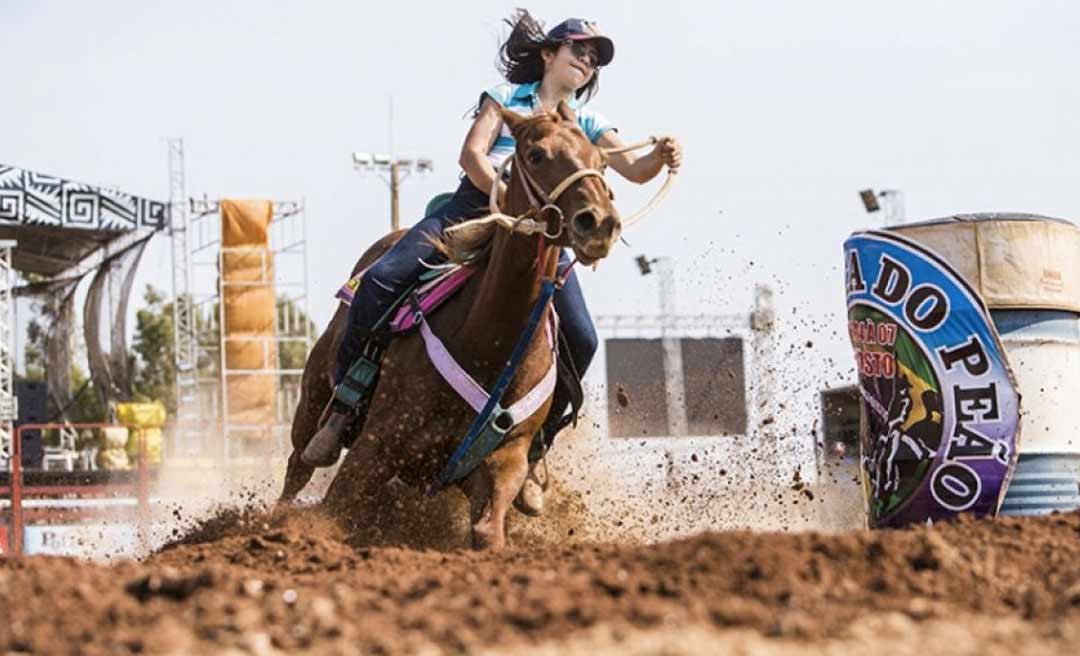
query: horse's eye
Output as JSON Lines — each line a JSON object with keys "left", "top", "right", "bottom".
{"left": 527, "top": 148, "right": 545, "bottom": 165}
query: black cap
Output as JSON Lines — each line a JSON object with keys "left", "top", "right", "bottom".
{"left": 546, "top": 18, "right": 614, "bottom": 66}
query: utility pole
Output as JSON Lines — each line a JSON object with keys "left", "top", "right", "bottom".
{"left": 352, "top": 153, "right": 432, "bottom": 231}
{"left": 390, "top": 162, "right": 401, "bottom": 231}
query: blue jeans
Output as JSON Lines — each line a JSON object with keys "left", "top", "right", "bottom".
{"left": 336, "top": 178, "right": 597, "bottom": 441}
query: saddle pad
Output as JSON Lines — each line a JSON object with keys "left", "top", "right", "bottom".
{"left": 390, "top": 266, "right": 476, "bottom": 333}
{"left": 334, "top": 264, "right": 476, "bottom": 333}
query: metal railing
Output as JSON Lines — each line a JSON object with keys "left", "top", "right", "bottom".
{"left": 1, "top": 423, "right": 151, "bottom": 557}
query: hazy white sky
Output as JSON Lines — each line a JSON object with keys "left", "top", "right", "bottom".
{"left": 3, "top": 0, "right": 1078, "bottom": 378}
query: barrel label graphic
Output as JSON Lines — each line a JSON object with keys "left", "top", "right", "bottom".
{"left": 844, "top": 231, "right": 1021, "bottom": 528}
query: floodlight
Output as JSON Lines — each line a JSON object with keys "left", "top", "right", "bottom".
{"left": 635, "top": 255, "right": 653, "bottom": 276}
{"left": 352, "top": 152, "right": 372, "bottom": 169}
{"left": 859, "top": 189, "right": 880, "bottom": 213}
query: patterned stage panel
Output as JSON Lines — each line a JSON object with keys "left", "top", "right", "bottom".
{"left": 0, "top": 164, "right": 168, "bottom": 232}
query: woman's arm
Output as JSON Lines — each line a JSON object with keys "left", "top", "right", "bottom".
{"left": 598, "top": 131, "right": 682, "bottom": 184}
{"left": 459, "top": 98, "right": 506, "bottom": 198}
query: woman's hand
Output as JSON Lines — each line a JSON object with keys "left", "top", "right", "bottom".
{"left": 654, "top": 135, "right": 682, "bottom": 171}
{"left": 599, "top": 131, "right": 681, "bottom": 184}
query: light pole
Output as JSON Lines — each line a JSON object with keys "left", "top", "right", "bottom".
{"left": 636, "top": 254, "right": 686, "bottom": 436}
{"left": 352, "top": 153, "right": 434, "bottom": 231}
{"left": 635, "top": 255, "right": 676, "bottom": 334}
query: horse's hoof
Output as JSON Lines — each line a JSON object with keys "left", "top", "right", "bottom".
{"left": 513, "top": 472, "right": 545, "bottom": 517}
{"left": 301, "top": 412, "right": 349, "bottom": 467}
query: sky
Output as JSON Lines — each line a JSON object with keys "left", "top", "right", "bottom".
{"left": 3, "top": 0, "right": 1079, "bottom": 386}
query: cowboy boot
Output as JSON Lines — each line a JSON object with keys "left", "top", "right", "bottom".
{"left": 301, "top": 406, "right": 353, "bottom": 467}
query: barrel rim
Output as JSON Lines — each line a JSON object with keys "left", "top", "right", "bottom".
{"left": 886, "top": 212, "right": 1076, "bottom": 230}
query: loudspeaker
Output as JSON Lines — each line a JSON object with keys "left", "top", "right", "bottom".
{"left": 15, "top": 380, "right": 47, "bottom": 469}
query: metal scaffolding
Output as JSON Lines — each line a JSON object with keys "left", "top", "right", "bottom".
{"left": 174, "top": 197, "right": 311, "bottom": 459}
{"left": 0, "top": 240, "right": 16, "bottom": 468}
{"left": 168, "top": 139, "right": 201, "bottom": 458}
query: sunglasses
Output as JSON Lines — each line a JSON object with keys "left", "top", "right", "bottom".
{"left": 565, "top": 40, "right": 600, "bottom": 69}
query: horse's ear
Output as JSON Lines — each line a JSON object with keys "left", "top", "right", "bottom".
{"left": 556, "top": 100, "right": 577, "bottom": 124}
{"left": 499, "top": 106, "right": 527, "bottom": 133}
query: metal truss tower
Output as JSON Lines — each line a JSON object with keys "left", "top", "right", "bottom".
{"left": 168, "top": 138, "right": 200, "bottom": 455}
{"left": 0, "top": 240, "right": 15, "bottom": 466}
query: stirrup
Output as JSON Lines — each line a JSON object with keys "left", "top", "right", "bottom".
{"left": 333, "top": 353, "right": 381, "bottom": 409}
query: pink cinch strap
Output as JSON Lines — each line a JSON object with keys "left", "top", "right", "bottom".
{"left": 417, "top": 310, "right": 559, "bottom": 426}
{"left": 418, "top": 318, "right": 489, "bottom": 414}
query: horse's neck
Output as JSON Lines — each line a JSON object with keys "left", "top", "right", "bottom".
{"left": 458, "top": 187, "right": 557, "bottom": 348}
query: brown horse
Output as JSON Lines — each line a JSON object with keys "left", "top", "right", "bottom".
{"left": 278, "top": 102, "right": 621, "bottom": 549}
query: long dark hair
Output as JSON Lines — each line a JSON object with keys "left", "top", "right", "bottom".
{"left": 497, "top": 9, "right": 600, "bottom": 103}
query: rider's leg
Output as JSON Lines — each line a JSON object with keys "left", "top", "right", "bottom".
{"left": 303, "top": 179, "right": 489, "bottom": 467}
{"left": 334, "top": 179, "right": 490, "bottom": 382}
{"left": 333, "top": 214, "right": 447, "bottom": 384}
{"left": 543, "top": 250, "right": 598, "bottom": 447}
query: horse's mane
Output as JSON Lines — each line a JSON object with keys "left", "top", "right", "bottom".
{"left": 429, "top": 215, "right": 501, "bottom": 267}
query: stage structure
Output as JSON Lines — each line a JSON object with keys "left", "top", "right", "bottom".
{"left": 172, "top": 194, "right": 310, "bottom": 459}
{"left": 0, "top": 163, "right": 169, "bottom": 468}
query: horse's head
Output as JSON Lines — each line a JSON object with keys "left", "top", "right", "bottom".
{"left": 501, "top": 102, "right": 621, "bottom": 265}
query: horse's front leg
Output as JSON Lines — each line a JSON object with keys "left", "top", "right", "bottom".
{"left": 459, "top": 435, "right": 531, "bottom": 550}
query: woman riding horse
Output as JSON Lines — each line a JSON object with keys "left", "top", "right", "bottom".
{"left": 303, "top": 10, "right": 683, "bottom": 516}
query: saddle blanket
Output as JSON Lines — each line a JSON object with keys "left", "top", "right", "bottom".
{"left": 335, "top": 264, "right": 477, "bottom": 334}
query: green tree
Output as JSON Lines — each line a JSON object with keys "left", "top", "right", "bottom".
{"left": 22, "top": 317, "right": 47, "bottom": 382}
{"left": 132, "top": 285, "right": 177, "bottom": 412}
{"left": 129, "top": 286, "right": 317, "bottom": 412}
{"left": 277, "top": 297, "right": 318, "bottom": 372}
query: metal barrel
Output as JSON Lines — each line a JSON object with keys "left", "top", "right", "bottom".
{"left": 999, "top": 453, "right": 1080, "bottom": 516}
{"left": 992, "top": 309, "right": 1080, "bottom": 516}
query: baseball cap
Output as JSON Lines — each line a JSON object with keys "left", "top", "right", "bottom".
{"left": 546, "top": 18, "right": 614, "bottom": 67}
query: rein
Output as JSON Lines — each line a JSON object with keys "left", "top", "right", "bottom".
{"left": 444, "top": 135, "right": 676, "bottom": 242}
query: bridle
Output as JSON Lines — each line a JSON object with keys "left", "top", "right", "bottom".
{"left": 445, "top": 136, "right": 677, "bottom": 243}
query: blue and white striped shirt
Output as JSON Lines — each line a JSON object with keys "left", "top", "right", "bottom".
{"left": 480, "top": 81, "right": 616, "bottom": 169}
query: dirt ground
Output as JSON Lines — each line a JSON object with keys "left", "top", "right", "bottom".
{"left": 3, "top": 502, "right": 1080, "bottom": 655}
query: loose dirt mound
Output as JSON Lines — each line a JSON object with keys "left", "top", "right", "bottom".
{"left": 4, "top": 511, "right": 1080, "bottom": 654}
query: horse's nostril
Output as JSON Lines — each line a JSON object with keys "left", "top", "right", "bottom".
{"left": 572, "top": 211, "right": 597, "bottom": 234}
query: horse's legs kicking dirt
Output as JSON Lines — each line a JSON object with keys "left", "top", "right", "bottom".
{"left": 279, "top": 449, "right": 317, "bottom": 504}
{"left": 278, "top": 331, "right": 336, "bottom": 505}
{"left": 461, "top": 440, "right": 531, "bottom": 550}
{"left": 321, "top": 434, "right": 395, "bottom": 537}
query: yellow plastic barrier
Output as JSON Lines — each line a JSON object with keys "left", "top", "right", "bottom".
{"left": 97, "top": 426, "right": 132, "bottom": 470}
{"left": 118, "top": 401, "right": 166, "bottom": 465}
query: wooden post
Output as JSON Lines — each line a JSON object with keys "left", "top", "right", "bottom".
{"left": 390, "top": 162, "right": 401, "bottom": 232}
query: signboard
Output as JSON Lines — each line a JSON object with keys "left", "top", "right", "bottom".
{"left": 844, "top": 231, "right": 1021, "bottom": 528}
{"left": 22, "top": 523, "right": 139, "bottom": 559}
